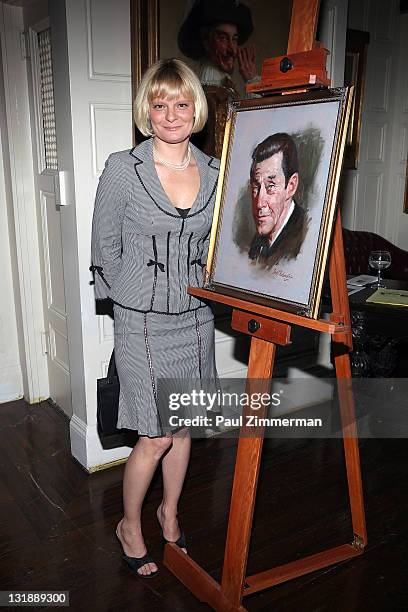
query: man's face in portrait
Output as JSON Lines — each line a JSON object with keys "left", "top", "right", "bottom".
{"left": 203, "top": 22, "right": 238, "bottom": 74}
{"left": 250, "top": 151, "right": 299, "bottom": 241}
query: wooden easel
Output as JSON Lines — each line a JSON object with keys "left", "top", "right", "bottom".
{"left": 164, "top": 1, "right": 367, "bottom": 609}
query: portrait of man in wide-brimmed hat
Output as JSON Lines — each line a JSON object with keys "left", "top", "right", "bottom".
{"left": 178, "top": 0, "right": 258, "bottom": 158}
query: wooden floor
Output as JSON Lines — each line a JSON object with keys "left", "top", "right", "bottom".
{"left": 1, "top": 398, "right": 407, "bottom": 612}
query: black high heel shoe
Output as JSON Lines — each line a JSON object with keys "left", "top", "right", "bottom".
{"left": 162, "top": 529, "right": 187, "bottom": 552}
{"left": 122, "top": 552, "right": 159, "bottom": 578}
{"left": 116, "top": 524, "right": 159, "bottom": 579}
{"left": 157, "top": 505, "right": 187, "bottom": 553}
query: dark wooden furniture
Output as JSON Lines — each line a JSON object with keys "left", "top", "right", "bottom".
{"left": 348, "top": 279, "right": 408, "bottom": 377}
{"left": 349, "top": 279, "right": 408, "bottom": 313}
{"left": 343, "top": 228, "right": 408, "bottom": 281}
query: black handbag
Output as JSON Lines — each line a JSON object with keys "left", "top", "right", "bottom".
{"left": 97, "top": 350, "right": 120, "bottom": 436}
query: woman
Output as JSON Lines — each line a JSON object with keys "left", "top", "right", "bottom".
{"left": 91, "top": 59, "right": 219, "bottom": 578}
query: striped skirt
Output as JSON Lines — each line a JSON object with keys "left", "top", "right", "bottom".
{"left": 113, "top": 304, "right": 217, "bottom": 437}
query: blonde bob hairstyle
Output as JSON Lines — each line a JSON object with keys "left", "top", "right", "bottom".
{"left": 133, "top": 58, "right": 208, "bottom": 137}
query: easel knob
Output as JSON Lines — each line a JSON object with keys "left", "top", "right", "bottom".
{"left": 248, "top": 319, "right": 261, "bottom": 333}
{"left": 280, "top": 56, "right": 293, "bottom": 73}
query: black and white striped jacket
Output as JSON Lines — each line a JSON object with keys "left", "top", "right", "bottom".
{"left": 91, "top": 138, "right": 220, "bottom": 313}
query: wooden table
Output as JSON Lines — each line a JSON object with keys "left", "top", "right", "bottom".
{"left": 347, "top": 279, "right": 408, "bottom": 376}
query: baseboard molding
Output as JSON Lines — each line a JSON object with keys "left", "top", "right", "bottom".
{"left": 69, "top": 414, "right": 131, "bottom": 472}
{"left": 219, "top": 366, "right": 248, "bottom": 378}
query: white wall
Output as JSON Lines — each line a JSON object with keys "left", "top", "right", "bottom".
{"left": 50, "top": 0, "right": 134, "bottom": 470}
{"left": 341, "top": 0, "right": 408, "bottom": 248}
{"left": 0, "top": 16, "right": 23, "bottom": 402}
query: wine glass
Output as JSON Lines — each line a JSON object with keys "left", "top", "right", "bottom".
{"left": 368, "top": 250, "right": 391, "bottom": 287}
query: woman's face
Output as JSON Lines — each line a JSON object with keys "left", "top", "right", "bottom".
{"left": 148, "top": 95, "right": 195, "bottom": 145}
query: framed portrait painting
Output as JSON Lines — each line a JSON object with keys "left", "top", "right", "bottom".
{"left": 130, "top": 0, "right": 292, "bottom": 146}
{"left": 343, "top": 29, "right": 369, "bottom": 169}
{"left": 205, "top": 87, "right": 353, "bottom": 319}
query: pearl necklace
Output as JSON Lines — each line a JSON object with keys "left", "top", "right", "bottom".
{"left": 153, "top": 143, "right": 191, "bottom": 170}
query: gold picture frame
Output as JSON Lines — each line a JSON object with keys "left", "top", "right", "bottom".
{"left": 343, "top": 28, "right": 370, "bottom": 169}
{"left": 130, "top": 0, "right": 159, "bottom": 143}
{"left": 205, "top": 88, "right": 353, "bottom": 319}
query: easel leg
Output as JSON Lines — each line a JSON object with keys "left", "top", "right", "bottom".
{"left": 164, "top": 336, "right": 277, "bottom": 612}
{"left": 330, "top": 211, "right": 367, "bottom": 546}
{"left": 220, "top": 337, "right": 276, "bottom": 607}
{"left": 333, "top": 349, "right": 367, "bottom": 545}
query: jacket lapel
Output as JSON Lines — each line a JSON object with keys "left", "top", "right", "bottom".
{"left": 190, "top": 144, "right": 220, "bottom": 214}
{"left": 129, "top": 138, "right": 179, "bottom": 216}
{"left": 129, "top": 138, "right": 220, "bottom": 216}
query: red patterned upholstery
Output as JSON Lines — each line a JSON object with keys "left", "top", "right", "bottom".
{"left": 342, "top": 228, "right": 408, "bottom": 281}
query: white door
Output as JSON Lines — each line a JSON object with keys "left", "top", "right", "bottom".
{"left": 318, "top": 0, "right": 348, "bottom": 88}
{"left": 26, "top": 17, "right": 72, "bottom": 417}
{"left": 342, "top": 0, "right": 401, "bottom": 234}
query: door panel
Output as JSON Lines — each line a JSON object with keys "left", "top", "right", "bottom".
{"left": 39, "top": 189, "right": 65, "bottom": 314}
{"left": 27, "top": 19, "right": 72, "bottom": 417}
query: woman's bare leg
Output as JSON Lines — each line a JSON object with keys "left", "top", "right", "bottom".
{"left": 117, "top": 434, "right": 172, "bottom": 576}
{"left": 157, "top": 428, "right": 191, "bottom": 553}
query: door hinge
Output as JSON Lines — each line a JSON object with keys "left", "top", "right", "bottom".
{"left": 41, "top": 331, "right": 50, "bottom": 355}
{"left": 20, "top": 31, "right": 30, "bottom": 59}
